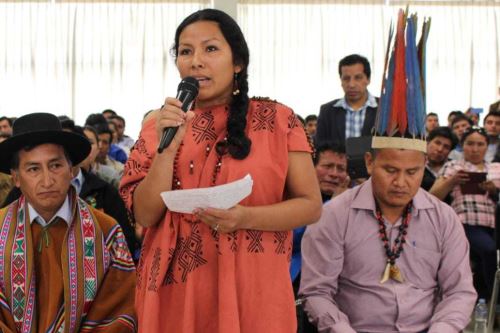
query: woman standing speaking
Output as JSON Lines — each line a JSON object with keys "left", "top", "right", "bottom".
{"left": 120, "top": 9, "right": 322, "bottom": 332}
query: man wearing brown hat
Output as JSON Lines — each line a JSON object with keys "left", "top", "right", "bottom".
{"left": 0, "top": 113, "right": 136, "bottom": 332}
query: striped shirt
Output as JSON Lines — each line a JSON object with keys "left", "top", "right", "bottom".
{"left": 334, "top": 93, "right": 378, "bottom": 139}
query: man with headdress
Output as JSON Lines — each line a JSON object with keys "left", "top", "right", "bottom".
{"left": 0, "top": 113, "right": 136, "bottom": 332}
{"left": 299, "top": 11, "right": 476, "bottom": 333}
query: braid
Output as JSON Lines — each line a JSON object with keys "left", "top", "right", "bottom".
{"left": 173, "top": 9, "right": 252, "bottom": 159}
{"left": 216, "top": 72, "right": 252, "bottom": 159}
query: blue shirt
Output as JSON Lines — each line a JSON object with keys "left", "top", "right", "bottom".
{"left": 108, "top": 144, "right": 127, "bottom": 164}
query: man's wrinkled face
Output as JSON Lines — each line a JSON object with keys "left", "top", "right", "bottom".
{"left": 315, "top": 150, "right": 348, "bottom": 196}
{"left": 12, "top": 144, "right": 72, "bottom": 221}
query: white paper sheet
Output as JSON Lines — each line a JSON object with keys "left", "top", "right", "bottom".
{"left": 160, "top": 174, "right": 253, "bottom": 214}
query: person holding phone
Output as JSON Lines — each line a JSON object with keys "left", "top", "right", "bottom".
{"left": 430, "top": 126, "right": 500, "bottom": 300}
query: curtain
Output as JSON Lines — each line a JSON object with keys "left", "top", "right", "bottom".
{"left": 0, "top": 0, "right": 498, "bottom": 138}
{"left": 238, "top": 0, "right": 500, "bottom": 125}
{"left": 0, "top": 0, "right": 208, "bottom": 138}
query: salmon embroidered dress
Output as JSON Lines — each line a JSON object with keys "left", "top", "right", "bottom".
{"left": 120, "top": 98, "right": 311, "bottom": 332}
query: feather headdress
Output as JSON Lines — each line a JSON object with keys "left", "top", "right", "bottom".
{"left": 372, "top": 9, "right": 431, "bottom": 153}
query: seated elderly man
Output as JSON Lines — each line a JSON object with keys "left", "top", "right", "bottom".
{"left": 0, "top": 113, "right": 136, "bottom": 332}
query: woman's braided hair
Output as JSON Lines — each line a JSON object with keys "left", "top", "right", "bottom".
{"left": 172, "top": 9, "right": 251, "bottom": 160}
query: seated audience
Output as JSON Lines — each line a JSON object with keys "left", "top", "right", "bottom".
{"left": 94, "top": 124, "right": 125, "bottom": 176}
{"left": 421, "top": 126, "right": 458, "bottom": 191}
{"left": 483, "top": 110, "right": 500, "bottom": 162}
{"left": 425, "top": 112, "right": 439, "bottom": 134}
{"left": 85, "top": 113, "right": 127, "bottom": 163}
{"left": 430, "top": 126, "right": 500, "bottom": 300}
{"left": 73, "top": 126, "right": 139, "bottom": 259}
{"left": 102, "top": 108, "right": 117, "bottom": 119}
{"left": 58, "top": 115, "right": 75, "bottom": 132}
{"left": 83, "top": 126, "right": 121, "bottom": 188}
{"left": 448, "top": 114, "right": 473, "bottom": 160}
{"left": 110, "top": 115, "right": 135, "bottom": 153}
{"left": 447, "top": 110, "right": 463, "bottom": 128}
{"left": 0, "top": 116, "right": 13, "bottom": 136}
{"left": 465, "top": 107, "right": 482, "bottom": 126}
{"left": 304, "top": 115, "right": 318, "bottom": 138}
{"left": 0, "top": 133, "right": 13, "bottom": 206}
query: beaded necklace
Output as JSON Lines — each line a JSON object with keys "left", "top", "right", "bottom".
{"left": 376, "top": 201, "right": 412, "bottom": 283}
{"left": 171, "top": 140, "right": 225, "bottom": 191}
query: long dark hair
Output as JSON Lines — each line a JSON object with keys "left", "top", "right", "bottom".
{"left": 172, "top": 9, "right": 251, "bottom": 160}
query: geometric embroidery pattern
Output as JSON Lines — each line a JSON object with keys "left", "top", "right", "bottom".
{"left": 78, "top": 199, "right": 97, "bottom": 315}
{"left": 147, "top": 248, "right": 162, "bottom": 292}
{"left": 288, "top": 112, "right": 301, "bottom": 129}
{"left": 252, "top": 101, "right": 277, "bottom": 132}
{"left": 174, "top": 223, "right": 207, "bottom": 283}
{"left": 136, "top": 247, "right": 146, "bottom": 290}
{"left": 273, "top": 231, "right": 287, "bottom": 255}
{"left": 133, "top": 136, "right": 151, "bottom": 158}
{"left": 10, "top": 197, "right": 35, "bottom": 332}
{"left": 162, "top": 248, "right": 177, "bottom": 286}
{"left": 227, "top": 232, "right": 238, "bottom": 253}
{"left": 192, "top": 111, "right": 217, "bottom": 144}
{"left": 246, "top": 230, "right": 264, "bottom": 253}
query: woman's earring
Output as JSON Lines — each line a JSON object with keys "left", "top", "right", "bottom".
{"left": 232, "top": 73, "right": 240, "bottom": 96}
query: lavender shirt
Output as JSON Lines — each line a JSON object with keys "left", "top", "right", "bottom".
{"left": 300, "top": 179, "right": 476, "bottom": 333}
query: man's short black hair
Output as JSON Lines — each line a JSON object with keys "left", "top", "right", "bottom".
{"left": 10, "top": 145, "right": 72, "bottom": 170}
{"left": 426, "top": 112, "right": 438, "bottom": 119}
{"left": 451, "top": 114, "right": 473, "bottom": 128}
{"left": 313, "top": 141, "right": 346, "bottom": 165}
{"left": 447, "top": 110, "right": 463, "bottom": 120}
{"left": 110, "top": 115, "right": 126, "bottom": 125}
{"left": 102, "top": 109, "right": 117, "bottom": 117}
{"left": 0, "top": 116, "right": 13, "bottom": 126}
{"left": 305, "top": 115, "right": 317, "bottom": 123}
{"left": 483, "top": 110, "right": 500, "bottom": 124}
{"left": 94, "top": 123, "right": 113, "bottom": 138}
{"left": 58, "top": 115, "right": 75, "bottom": 131}
{"left": 338, "top": 54, "right": 371, "bottom": 80}
{"left": 85, "top": 113, "right": 108, "bottom": 127}
{"left": 427, "top": 126, "right": 459, "bottom": 150}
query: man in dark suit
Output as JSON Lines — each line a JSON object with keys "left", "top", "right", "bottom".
{"left": 316, "top": 54, "right": 378, "bottom": 145}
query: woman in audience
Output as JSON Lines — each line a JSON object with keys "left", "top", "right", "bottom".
{"left": 430, "top": 126, "right": 500, "bottom": 300}
{"left": 120, "top": 8, "right": 321, "bottom": 332}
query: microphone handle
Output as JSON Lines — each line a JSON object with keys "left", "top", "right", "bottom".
{"left": 157, "top": 127, "right": 179, "bottom": 154}
{"left": 157, "top": 90, "right": 196, "bottom": 154}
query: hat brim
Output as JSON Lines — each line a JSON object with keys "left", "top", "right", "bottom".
{"left": 0, "top": 130, "right": 91, "bottom": 174}
{"left": 371, "top": 136, "right": 427, "bottom": 153}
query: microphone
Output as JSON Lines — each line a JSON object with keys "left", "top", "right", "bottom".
{"left": 157, "top": 76, "right": 199, "bottom": 153}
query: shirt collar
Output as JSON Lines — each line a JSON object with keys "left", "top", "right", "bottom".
{"left": 28, "top": 195, "right": 72, "bottom": 227}
{"left": 425, "top": 162, "right": 443, "bottom": 178}
{"left": 334, "top": 92, "right": 378, "bottom": 110}
{"left": 350, "top": 178, "right": 434, "bottom": 217}
{"left": 71, "top": 168, "right": 84, "bottom": 195}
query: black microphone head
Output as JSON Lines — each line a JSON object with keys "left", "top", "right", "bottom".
{"left": 178, "top": 76, "right": 199, "bottom": 94}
